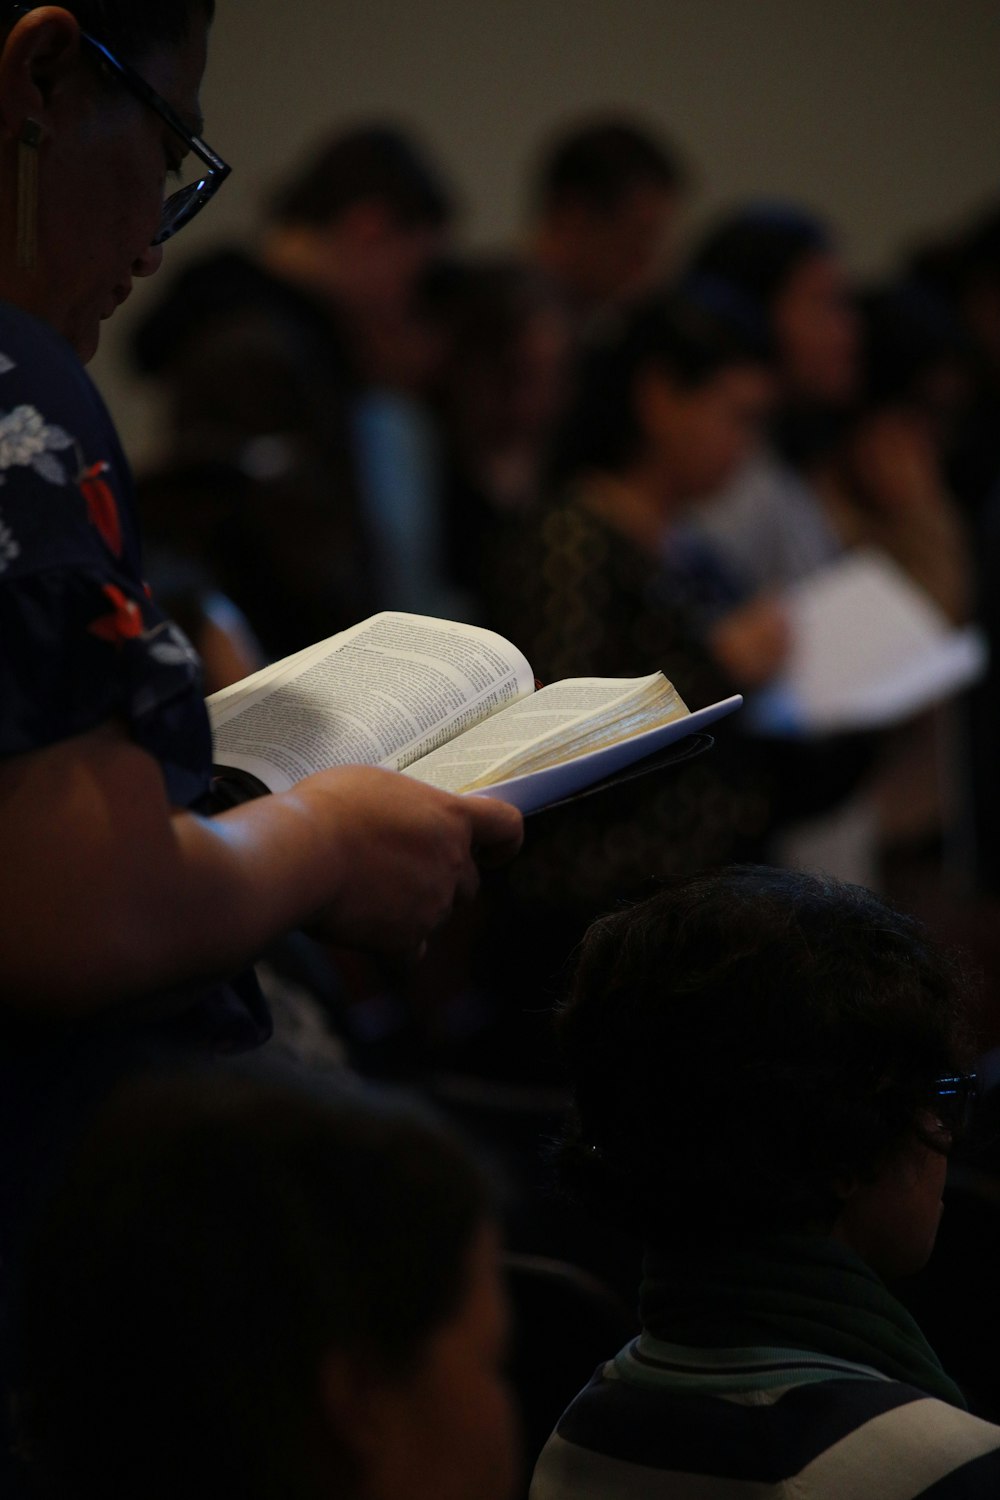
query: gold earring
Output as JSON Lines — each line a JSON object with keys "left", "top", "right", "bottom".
{"left": 16, "top": 119, "right": 42, "bottom": 272}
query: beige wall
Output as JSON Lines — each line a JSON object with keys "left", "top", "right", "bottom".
{"left": 92, "top": 0, "right": 1000, "bottom": 457}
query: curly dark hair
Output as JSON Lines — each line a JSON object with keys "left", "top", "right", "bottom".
{"left": 555, "top": 865, "right": 975, "bottom": 1248}
{"left": 563, "top": 277, "right": 772, "bottom": 474}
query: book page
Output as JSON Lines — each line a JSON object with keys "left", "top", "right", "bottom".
{"left": 208, "top": 612, "right": 535, "bottom": 791}
{"left": 407, "top": 673, "right": 686, "bottom": 793}
{"left": 747, "top": 549, "right": 987, "bottom": 734}
{"left": 472, "top": 694, "right": 743, "bottom": 814}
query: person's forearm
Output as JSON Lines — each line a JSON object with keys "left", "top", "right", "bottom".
{"left": 0, "top": 721, "right": 521, "bottom": 1017}
{"left": 0, "top": 725, "right": 326, "bottom": 1013}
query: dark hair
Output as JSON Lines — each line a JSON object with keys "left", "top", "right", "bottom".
{"left": 555, "top": 866, "right": 974, "bottom": 1249}
{"left": 437, "top": 256, "right": 569, "bottom": 364}
{"left": 268, "top": 123, "right": 454, "bottom": 230}
{"left": 688, "top": 201, "right": 835, "bottom": 313}
{"left": 13, "top": 1073, "right": 491, "bottom": 1500}
{"left": 565, "top": 277, "right": 772, "bottom": 472}
{"left": 536, "top": 116, "right": 685, "bottom": 217}
{"left": 857, "top": 280, "right": 971, "bottom": 410}
{"left": 909, "top": 202, "right": 1000, "bottom": 305}
{"left": 3, "top": 0, "right": 214, "bottom": 60}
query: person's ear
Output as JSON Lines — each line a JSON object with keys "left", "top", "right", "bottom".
{"left": 319, "top": 1349, "right": 398, "bottom": 1464}
{"left": 0, "top": 6, "right": 83, "bottom": 138}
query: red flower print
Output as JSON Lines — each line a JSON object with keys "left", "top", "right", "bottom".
{"left": 80, "top": 461, "right": 122, "bottom": 556}
{"left": 88, "top": 583, "right": 145, "bottom": 644}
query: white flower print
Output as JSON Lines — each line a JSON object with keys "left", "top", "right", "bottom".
{"left": 0, "top": 404, "right": 74, "bottom": 486}
{"left": 0, "top": 506, "right": 19, "bottom": 572}
{"left": 0, "top": 354, "right": 16, "bottom": 375}
{"left": 148, "top": 622, "right": 201, "bottom": 669}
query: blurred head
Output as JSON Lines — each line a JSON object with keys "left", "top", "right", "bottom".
{"left": 555, "top": 866, "right": 975, "bottom": 1276}
{"left": 435, "top": 257, "right": 574, "bottom": 468}
{"left": 854, "top": 280, "right": 972, "bottom": 445}
{"left": 14, "top": 1074, "right": 518, "bottom": 1500}
{"left": 532, "top": 116, "right": 687, "bottom": 312}
{"left": 911, "top": 202, "right": 1000, "bottom": 377}
{"left": 569, "top": 280, "right": 774, "bottom": 500}
{"left": 265, "top": 124, "right": 455, "bottom": 319}
{"left": 691, "top": 203, "right": 859, "bottom": 405}
{"left": 0, "top": 0, "right": 216, "bottom": 360}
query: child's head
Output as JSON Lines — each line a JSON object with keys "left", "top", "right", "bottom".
{"left": 555, "top": 866, "right": 975, "bottom": 1271}
{"left": 14, "top": 1073, "right": 518, "bottom": 1500}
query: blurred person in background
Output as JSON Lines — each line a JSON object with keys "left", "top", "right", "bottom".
{"left": 817, "top": 280, "right": 972, "bottom": 625}
{"left": 447, "top": 285, "right": 793, "bottom": 1082}
{"left": 683, "top": 203, "right": 890, "bottom": 885}
{"left": 913, "top": 203, "right": 1000, "bottom": 893}
{"left": 430, "top": 257, "right": 575, "bottom": 622}
{"left": 685, "top": 202, "right": 859, "bottom": 593}
{"left": 910, "top": 202, "right": 1000, "bottom": 524}
{"left": 812, "top": 281, "right": 976, "bottom": 890}
{"left": 133, "top": 121, "right": 456, "bottom": 656}
{"left": 13, "top": 1073, "right": 519, "bottom": 1500}
{"left": 528, "top": 115, "right": 688, "bottom": 334}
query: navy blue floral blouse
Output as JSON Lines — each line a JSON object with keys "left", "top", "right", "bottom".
{"left": 0, "top": 302, "right": 270, "bottom": 1322}
{"left": 0, "top": 299, "right": 217, "bottom": 805}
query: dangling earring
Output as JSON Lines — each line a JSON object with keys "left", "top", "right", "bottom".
{"left": 16, "top": 119, "right": 42, "bottom": 272}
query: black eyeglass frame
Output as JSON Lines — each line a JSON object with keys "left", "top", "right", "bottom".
{"left": 7, "top": 4, "right": 230, "bottom": 244}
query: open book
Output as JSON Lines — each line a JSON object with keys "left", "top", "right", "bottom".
{"left": 207, "top": 612, "right": 742, "bottom": 814}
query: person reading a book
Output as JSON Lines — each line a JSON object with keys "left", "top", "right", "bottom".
{"left": 12, "top": 1072, "right": 519, "bottom": 1500}
{"left": 0, "top": 0, "right": 522, "bottom": 1452}
{"left": 532, "top": 865, "right": 1000, "bottom": 1500}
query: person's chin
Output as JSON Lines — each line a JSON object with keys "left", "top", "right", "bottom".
{"left": 73, "top": 320, "right": 103, "bottom": 366}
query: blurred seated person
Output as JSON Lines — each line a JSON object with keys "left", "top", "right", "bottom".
{"left": 532, "top": 865, "right": 1000, "bottom": 1500}
{"left": 813, "top": 283, "right": 975, "bottom": 878}
{"left": 685, "top": 202, "right": 860, "bottom": 593}
{"left": 454, "top": 288, "right": 815, "bottom": 1073}
{"left": 490, "top": 280, "right": 786, "bottom": 705}
{"left": 817, "top": 280, "right": 973, "bottom": 624}
{"left": 910, "top": 202, "right": 1000, "bottom": 522}
{"left": 133, "top": 122, "right": 456, "bottom": 657}
{"left": 429, "top": 258, "right": 575, "bottom": 621}
{"left": 13, "top": 1072, "right": 518, "bottom": 1500}
{"left": 527, "top": 115, "right": 688, "bottom": 333}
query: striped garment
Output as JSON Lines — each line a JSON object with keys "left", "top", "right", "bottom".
{"left": 530, "top": 1335, "right": 1000, "bottom": 1500}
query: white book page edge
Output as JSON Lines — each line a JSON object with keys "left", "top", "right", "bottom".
{"left": 461, "top": 695, "right": 743, "bottom": 813}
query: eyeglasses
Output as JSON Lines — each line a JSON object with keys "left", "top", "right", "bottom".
{"left": 930, "top": 1072, "right": 978, "bottom": 1135}
{"left": 7, "top": 5, "right": 230, "bottom": 244}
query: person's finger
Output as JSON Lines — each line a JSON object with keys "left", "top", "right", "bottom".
{"left": 463, "top": 794, "right": 524, "bottom": 867}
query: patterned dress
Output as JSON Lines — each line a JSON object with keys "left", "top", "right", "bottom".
{"left": 0, "top": 301, "right": 271, "bottom": 1387}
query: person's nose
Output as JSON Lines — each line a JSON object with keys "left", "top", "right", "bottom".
{"left": 133, "top": 241, "right": 165, "bottom": 279}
